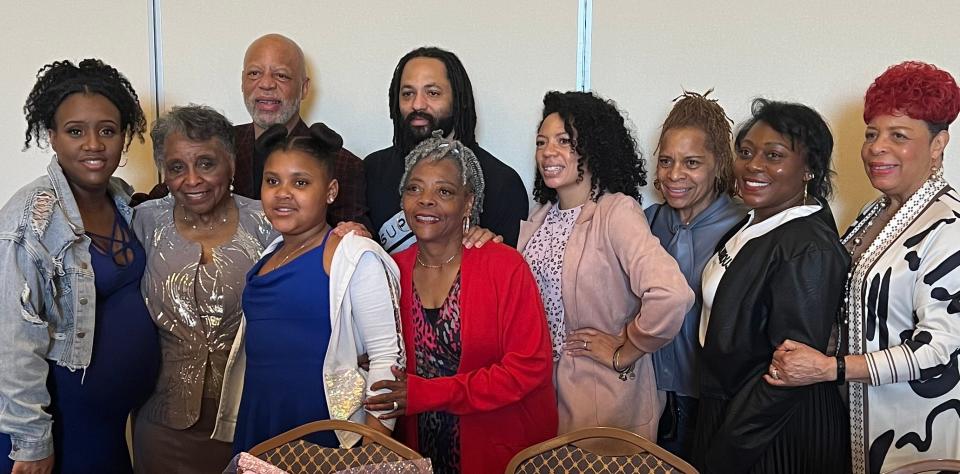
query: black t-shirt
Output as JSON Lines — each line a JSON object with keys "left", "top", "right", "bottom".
{"left": 364, "top": 144, "right": 528, "bottom": 253}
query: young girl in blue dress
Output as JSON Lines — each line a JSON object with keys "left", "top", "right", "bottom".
{"left": 214, "top": 123, "right": 403, "bottom": 452}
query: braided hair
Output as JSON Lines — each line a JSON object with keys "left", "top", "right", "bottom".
{"left": 399, "top": 130, "right": 485, "bottom": 223}
{"left": 658, "top": 89, "right": 735, "bottom": 195}
{"left": 23, "top": 58, "right": 146, "bottom": 151}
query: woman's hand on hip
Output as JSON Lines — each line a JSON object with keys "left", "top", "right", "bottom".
{"left": 12, "top": 455, "right": 54, "bottom": 474}
{"left": 366, "top": 366, "right": 408, "bottom": 420}
{"left": 765, "top": 338, "right": 834, "bottom": 387}
{"left": 563, "top": 327, "right": 623, "bottom": 370}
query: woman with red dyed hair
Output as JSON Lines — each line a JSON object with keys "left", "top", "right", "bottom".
{"left": 767, "top": 61, "right": 960, "bottom": 473}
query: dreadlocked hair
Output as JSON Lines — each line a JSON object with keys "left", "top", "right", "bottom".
{"left": 658, "top": 89, "right": 735, "bottom": 195}
{"left": 388, "top": 47, "right": 477, "bottom": 151}
{"left": 23, "top": 58, "right": 146, "bottom": 151}
{"left": 533, "top": 90, "right": 646, "bottom": 205}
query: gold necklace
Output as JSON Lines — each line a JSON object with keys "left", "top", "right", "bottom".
{"left": 416, "top": 251, "right": 458, "bottom": 269}
{"left": 276, "top": 227, "right": 328, "bottom": 268}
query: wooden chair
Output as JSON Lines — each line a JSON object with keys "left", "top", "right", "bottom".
{"left": 248, "top": 419, "right": 421, "bottom": 474}
{"left": 505, "top": 426, "right": 698, "bottom": 474}
{"left": 885, "top": 459, "right": 960, "bottom": 474}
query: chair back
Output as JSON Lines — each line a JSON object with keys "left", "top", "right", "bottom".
{"left": 505, "top": 426, "right": 697, "bottom": 474}
{"left": 248, "top": 419, "right": 421, "bottom": 474}
{"left": 885, "top": 459, "right": 960, "bottom": 474}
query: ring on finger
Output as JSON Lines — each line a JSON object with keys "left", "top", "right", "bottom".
{"left": 583, "top": 341, "right": 589, "bottom": 351}
{"left": 772, "top": 368, "right": 781, "bottom": 380}
{"left": 392, "top": 401, "right": 399, "bottom": 410}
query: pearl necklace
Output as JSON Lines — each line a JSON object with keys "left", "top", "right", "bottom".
{"left": 181, "top": 204, "right": 230, "bottom": 231}
{"left": 416, "top": 251, "right": 458, "bottom": 269}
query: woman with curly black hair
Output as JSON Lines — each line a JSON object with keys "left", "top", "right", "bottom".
{"left": 518, "top": 91, "right": 694, "bottom": 439}
{"left": 0, "top": 59, "right": 159, "bottom": 474}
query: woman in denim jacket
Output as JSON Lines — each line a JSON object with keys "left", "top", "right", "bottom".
{"left": 0, "top": 59, "right": 159, "bottom": 474}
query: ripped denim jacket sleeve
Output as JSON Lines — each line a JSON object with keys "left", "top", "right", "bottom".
{"left": 0, "top": 237, "right": 54, "bottom": 461}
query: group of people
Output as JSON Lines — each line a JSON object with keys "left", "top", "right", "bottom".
{"left": 0, "top": 31, "right": 957, "bottom": 474}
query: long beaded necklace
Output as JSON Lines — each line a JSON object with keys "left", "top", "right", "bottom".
{"left": 845, "top": 170, "right": 947, "bottom": 474}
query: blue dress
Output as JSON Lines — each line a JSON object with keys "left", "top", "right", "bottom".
{"left": 234, "top": 231, "right": 338, "bottom": 452}
{"left": 1, "top": 207, "right": 160, "bottom": 473}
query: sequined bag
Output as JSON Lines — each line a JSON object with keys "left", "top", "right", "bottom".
{"left": 334, "top": 458, "right": 433, "bottom": 473}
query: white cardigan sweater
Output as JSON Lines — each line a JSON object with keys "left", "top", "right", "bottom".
{"left": 212, "top": 232, "right": 403, "bottom": 448}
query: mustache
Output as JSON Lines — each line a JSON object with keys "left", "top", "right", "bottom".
{"left": 403, "top": 111, "right": 436, "bottom": 127}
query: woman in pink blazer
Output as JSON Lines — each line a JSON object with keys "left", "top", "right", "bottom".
{"left": 519, "top": 91, "right": 694, "bottom": 439}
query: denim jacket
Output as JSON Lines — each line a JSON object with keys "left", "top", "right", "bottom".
{"left": 0, "top": 156, "right": 134, "bottom": 462}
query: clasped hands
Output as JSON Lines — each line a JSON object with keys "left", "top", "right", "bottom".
{"left": 765, "top": 339, "right": 833, "bottom": 387}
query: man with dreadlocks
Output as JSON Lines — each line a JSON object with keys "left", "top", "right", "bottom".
{"left": 364, "top": 46, "right": 528, "bottom": 254}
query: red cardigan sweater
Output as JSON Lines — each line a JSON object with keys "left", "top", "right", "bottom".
{"left": 395, "top": 242, "right": 557, "bottom": 474}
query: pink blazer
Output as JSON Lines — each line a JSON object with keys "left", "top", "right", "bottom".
{"left": 519, "top": 192, "right": 694, "bottom": 438}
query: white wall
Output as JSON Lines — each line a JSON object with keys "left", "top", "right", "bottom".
{"left": 4, "top": 2, "right": 157, "bottom": 197}
{"left": 157, "top": 0, "right": 579, "bottom": 194}
{"left": 3, "top": 1, "right": 960, "bottom": 232}
{"left": 591, "top": 0, "right": 960, "bottom": 227}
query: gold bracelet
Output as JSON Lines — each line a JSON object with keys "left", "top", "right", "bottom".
{"left": 612, "top": 344, "right": 635, "bottom": 381}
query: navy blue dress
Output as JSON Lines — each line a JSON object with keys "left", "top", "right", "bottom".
{"left": 234, "top": 231, "right": 337, "bottom": 453}
{"left": 1, "top": 208, "right": 160, "bottom": 473}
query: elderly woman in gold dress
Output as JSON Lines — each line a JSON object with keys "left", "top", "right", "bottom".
{"left": 132, "top": 105, "right": 274, "bottom": 473}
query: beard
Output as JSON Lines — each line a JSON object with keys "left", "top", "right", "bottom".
{"left": 397, "top": 111, "right": 455, "bottom": 155}
{"left": 245, "top": 95, "right": 301, "bottom": 131}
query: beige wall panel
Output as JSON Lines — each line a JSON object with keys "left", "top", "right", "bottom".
{"left": 591, "top": 0, "right": 960, "bottom": 228}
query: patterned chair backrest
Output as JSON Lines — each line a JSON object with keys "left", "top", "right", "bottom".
{"left": 248, "top": 420, "right": 421, "bottom": 474}
{"left": 885, "top": 459, "right": 960, "bottom": 474}
{"left": 505, "top": 427, "right": 698, "bottom": 474}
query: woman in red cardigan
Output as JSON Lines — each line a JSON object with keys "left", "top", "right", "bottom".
{"left": 366, "top": 132, "right": 556, "bottom": 474}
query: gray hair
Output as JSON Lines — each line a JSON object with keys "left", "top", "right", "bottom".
{"left": 399, "top": 131, "right": 485, "bottom": 223}
{"left": 151, "top": 104, "right": 235, "bottom": 170}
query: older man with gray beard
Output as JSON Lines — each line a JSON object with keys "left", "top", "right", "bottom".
{"left": 233, "top": 34, "right": 369, "bottom": 229}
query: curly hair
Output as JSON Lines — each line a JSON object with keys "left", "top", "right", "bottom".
{"left": 151, "top": 104, "right": 235, "bottom": 170}
{"left": 533, "top": 91, "right": 646, "bottom": 205}
{"left": 735, "top": 98, "right": 835, "bottom": 200}
{"left": 399, "top": 131, "right": 485, "bottom": 224}
{"left": 864, "top": 61, "right": 960, "bottom": 135}
{"left": 388, "top": 47, "right": 477, "bottom": 153}
{"left": 658, "top": 89, "right": 735, "bottom": 195}
{"left": 23, "top": 58, "right": 146, "bottom": 151}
